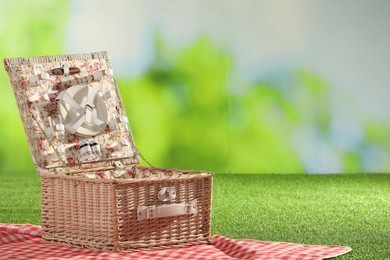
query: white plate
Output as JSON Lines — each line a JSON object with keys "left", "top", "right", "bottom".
{"left": 57, "top": 83, "right": 108, "bottom": 137}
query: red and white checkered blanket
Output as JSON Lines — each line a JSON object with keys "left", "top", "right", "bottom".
{"left": 0, "top": 224, "right": 351, "bottom": 259}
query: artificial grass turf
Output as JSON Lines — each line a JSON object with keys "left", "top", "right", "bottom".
{"left": 0, "top": 172, "right": 389, "bottom": 259}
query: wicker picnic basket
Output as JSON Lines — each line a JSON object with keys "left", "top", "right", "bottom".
{"left": 4, "top": 51, "right": 213, "bottom": 251}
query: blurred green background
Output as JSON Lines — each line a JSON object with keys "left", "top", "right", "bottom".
{"left": 1, "top": 0, "right": 390, "bottom": 174}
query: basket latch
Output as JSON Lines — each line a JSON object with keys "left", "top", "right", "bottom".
{"left": 137, "top": 199, "right": 198, "bottom": 221}
{"left": 157, "top": 187, "right": 176, "bottom": 202}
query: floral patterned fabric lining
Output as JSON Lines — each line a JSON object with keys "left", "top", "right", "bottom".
{"left": 7, "top": 56, "right": 140, "bottom": 175}
{"left": 76, "top": 166, "right": 188, "bottom": 179}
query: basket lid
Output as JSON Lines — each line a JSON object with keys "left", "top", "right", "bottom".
{"left": 4, "top": 51, "right": 140, "bottom": 174}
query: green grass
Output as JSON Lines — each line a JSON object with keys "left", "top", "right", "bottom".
{"left": 212, "top": 174, "right": 390, "bottom": 260}
{"left": 0, "top": 172, "right": 389, "bottom": 259}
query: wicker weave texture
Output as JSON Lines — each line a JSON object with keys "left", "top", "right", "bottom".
{"left": 5, "top": 52, "right": 213, "bottom": 251}
{"left": 41, "top": 171, "right": 212, "bottom": 251}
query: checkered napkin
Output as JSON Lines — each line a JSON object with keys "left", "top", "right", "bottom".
{"left": 0, "top": 224, "right": 351, "bottom": 260}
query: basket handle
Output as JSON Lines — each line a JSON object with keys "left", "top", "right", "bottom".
{"left": 137, "top": 199, "right": 198, "bottom": 221}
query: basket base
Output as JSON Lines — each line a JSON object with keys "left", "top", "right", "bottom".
{"left": 40, "top": 171, "right": 213, "bottom": 252}
{"left": 42, "top": 236, "right": 211, "bottom": 252}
